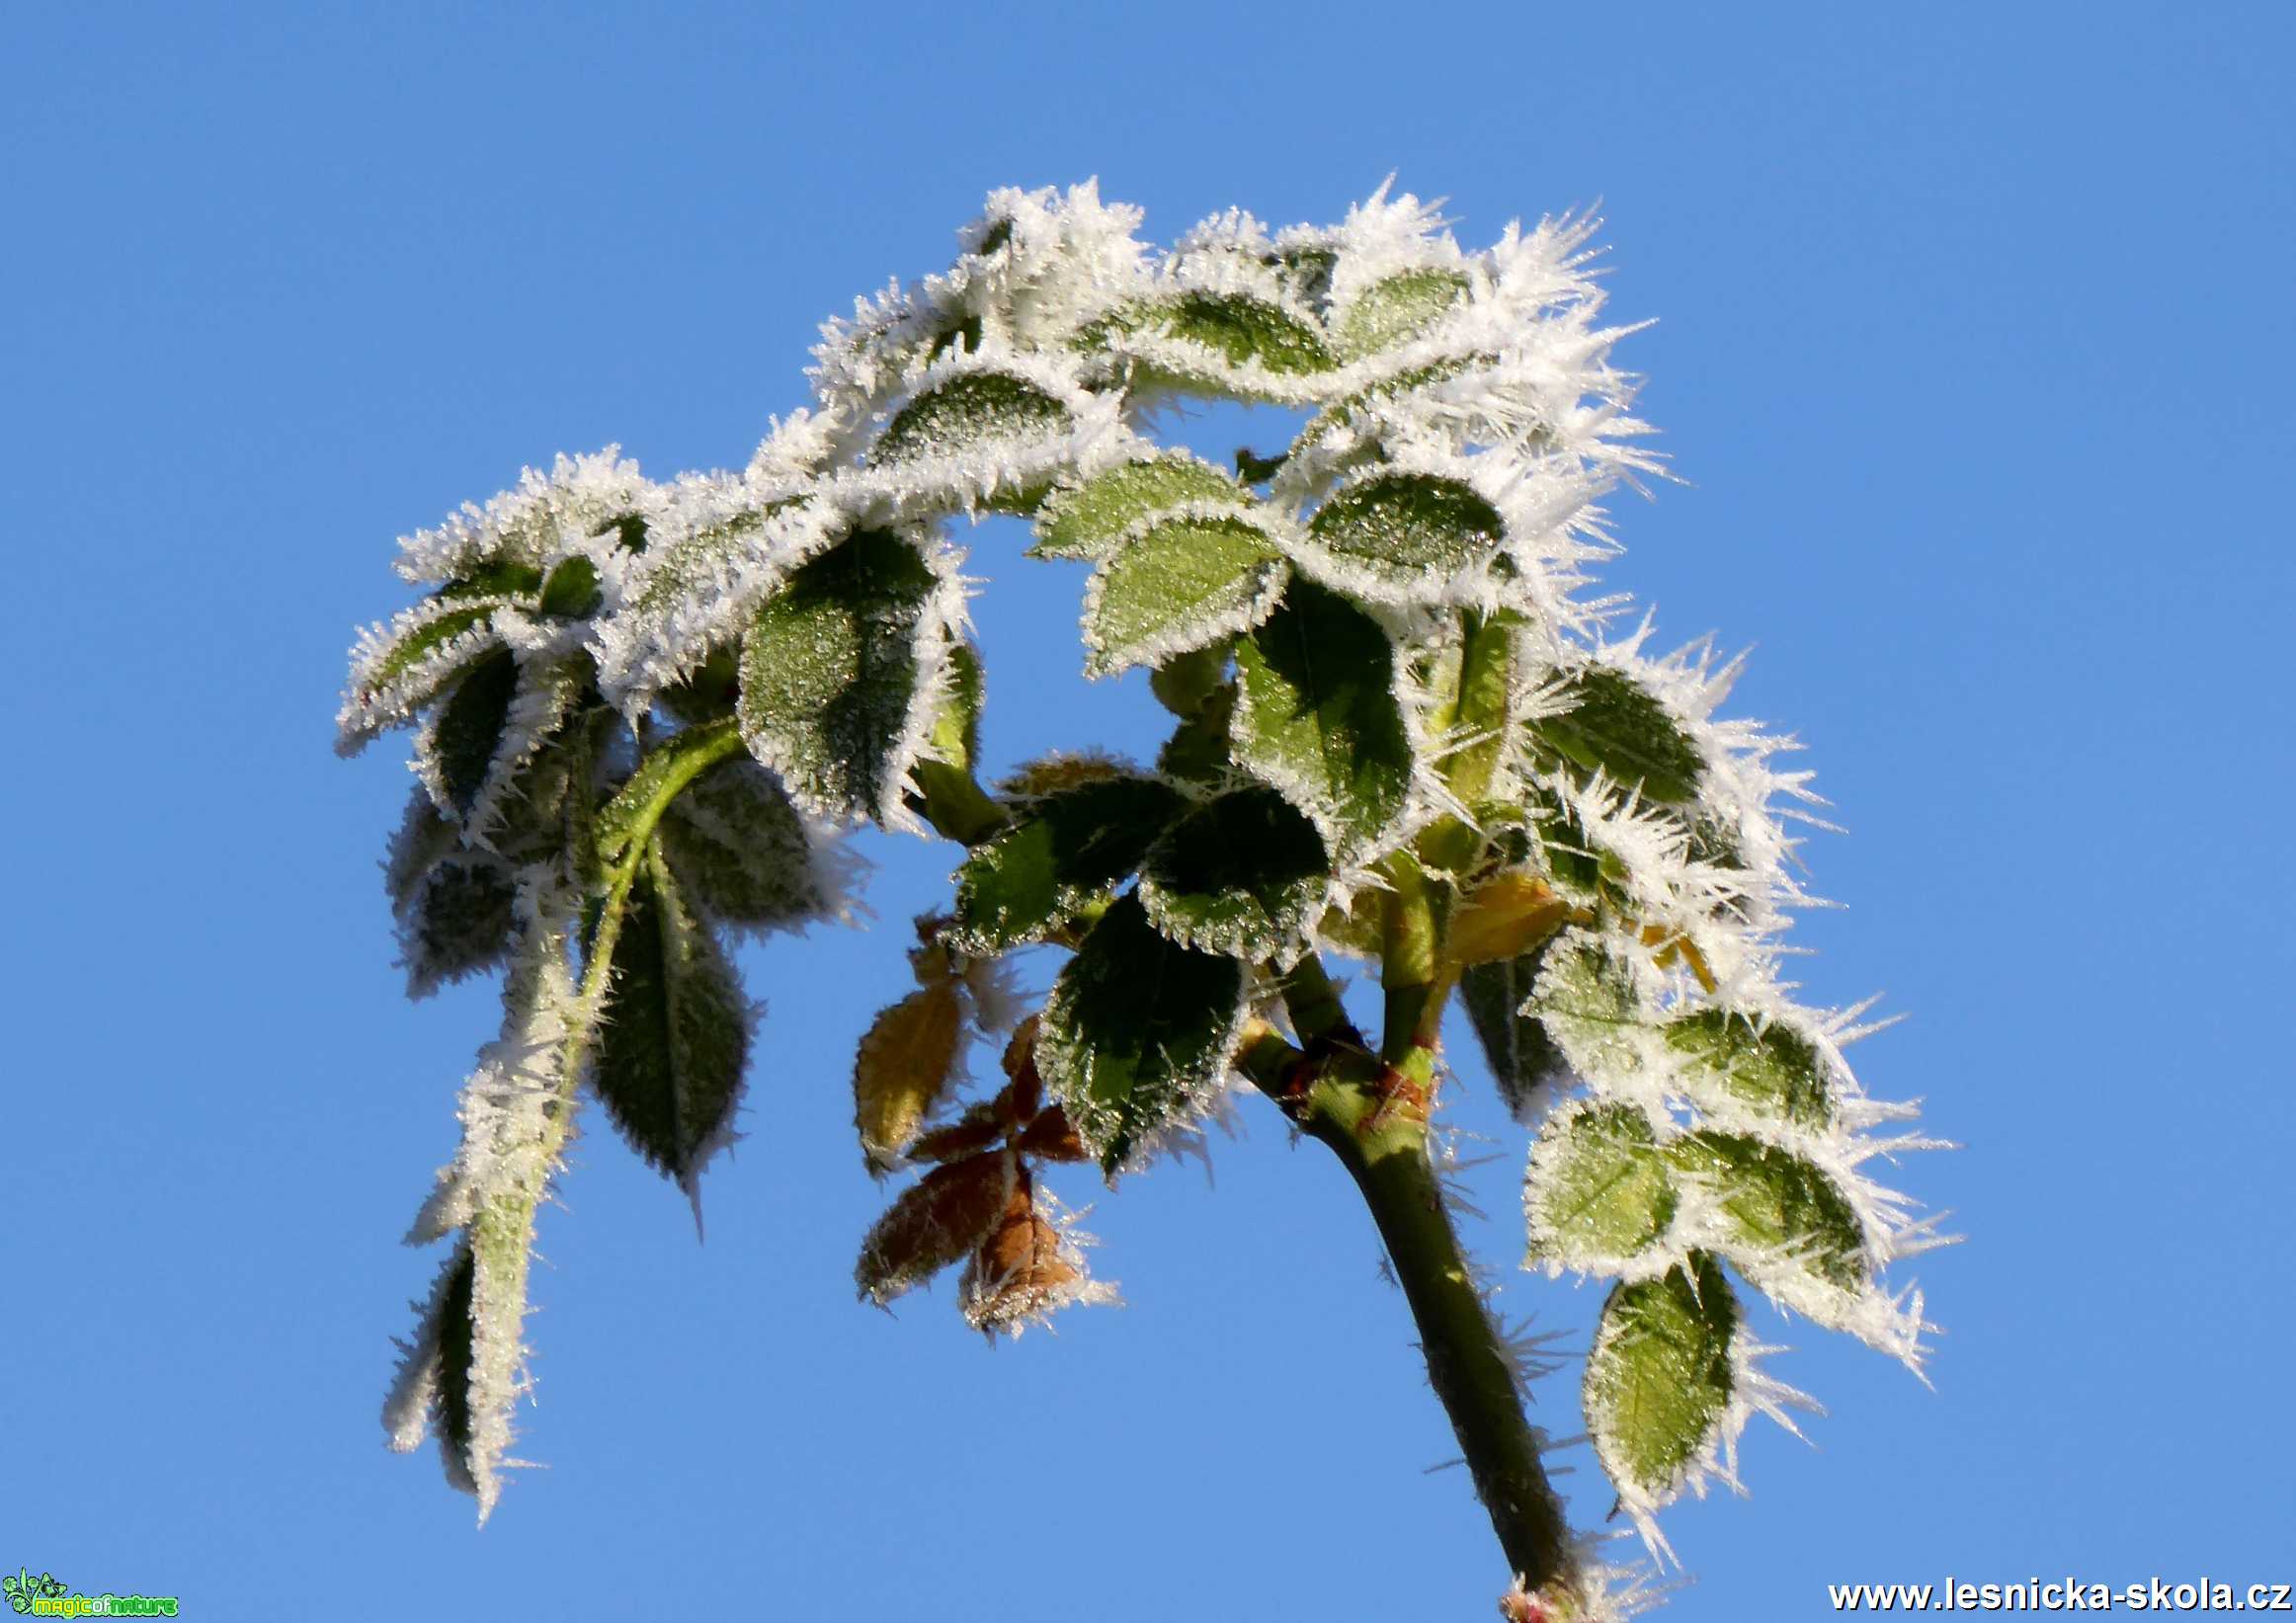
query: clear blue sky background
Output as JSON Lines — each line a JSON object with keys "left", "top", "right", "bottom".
{"left": 4, "top": 3, "right": 2290, "bottom": 1617}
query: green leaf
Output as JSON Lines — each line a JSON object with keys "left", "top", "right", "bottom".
{"left": 1528, "top": 791, "right": 1627, "bottom": 904}
{"left": 948, "top": 775, "right": 1187, "bottom": 952}
{"left": 1085, "top": 291, "right": 1336, "bottom": 392}
{"left": 384, "top": 793, "right": 520, "bottom": 998}
{"left": 1459, "top": 950, "right": 1568, "bottom": 1120}
{"left": 1306, "top": 471, "right": 1506, "bottom": 591}
{"left": 1531, "top": 666, "right": 1704, "bottom": 805}
{"left": 1149, "top": 290, "right": 1336, "bottom": 374}
{"left": 1527, "top": 933, "right": 1650, "bottom": 1083}
{"left": 738, "top": 529, "right": 940, "bottom": 823}
{"left": 591, "top": 840, "right": 752, "bottom": 1191}
{"left": 1670, "top": 1132, "right": 1867, "bottom": 1291}
{"left": 1031, "top": 454, "right": 1241, "bottom": 560}
{"left": 1334, "top": 268, "right": 1469, "bottom": 359}
{"left": 1037, "top": 893, "right": 1249, "bottom": 1174}
{"left": 1137, "top": 785, "right": 1329, "bottom": 959}
{"left": 1230, "top": 580, "right": 1414, "bottom": 856}
{"left": 1585, "top": 1254, "right": 1740, "bottom": 1502}
{"left": 873, "top": 368, "right": 1072, "bottom": 464}
{"left": 366, "top": 605, "right": 500, "bottom": 691}
{"left": 536, "top": 554, "right": 602, "bottom": 617}
{"left": 436, "top": 562, "right": 546, "bottom": 603}
{"left": 1525, "top": 1102, "right": 1680, "bottom": 1264}
{"left": 1083, "top": 516, "right": 1289, "bottom": 678}
{"left": 659, "top": 757, "right": 831, "bottom": 930}
{"left": 1664, "top": 1011, "right": 1835, "bottom": 1129}
{"left": 421, "top": 647, "right": 521, "bottom": 819}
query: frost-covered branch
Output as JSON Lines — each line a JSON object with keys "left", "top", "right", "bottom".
{"left": 339, "top": 179, "right": 1940, "bottom": 1616}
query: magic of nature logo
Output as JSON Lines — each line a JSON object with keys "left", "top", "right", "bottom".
{"left": 2, "top": 1569, "right": 178, "bottom": 1618}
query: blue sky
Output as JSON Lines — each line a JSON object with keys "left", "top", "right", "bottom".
{"left": 3, "top": 2, "right": 2290, "bottom": 1617}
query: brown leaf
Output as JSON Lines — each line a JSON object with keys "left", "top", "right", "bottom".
{"left": 959, "top": 1173, "right": 1098, "bottom": 1335}
{"left": 855, "top": 1150, "right": 1017, "bottom": 1306}
{"left": 853, "top": 982, "right": 966, "bottom": 1174}
{"left": 1014, "top": 1104, "right": 1092, "bottom": 1164}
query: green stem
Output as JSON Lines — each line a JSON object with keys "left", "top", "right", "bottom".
{"left": 906, "top": 759, "right": 1008, "bottom": 847}
{"left": 1379, "top": 853, "right": 1443, "bottom": 1065}
{"left": 1275, "top": 952, "right": 1359, "bottom": 1048}
{"left": 1292, "top": 1063, "right": 1578, "bottom": 1594}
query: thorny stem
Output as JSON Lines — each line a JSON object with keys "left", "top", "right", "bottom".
{"left": 910, "top": 750, "right": 1579, "bottom": 1591}
{"left": 1240, "top": 961, "right": 1580, "bottom": 1594}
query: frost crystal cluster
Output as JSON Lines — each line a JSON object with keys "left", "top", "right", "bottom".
{"left": 340, "top": 181, "right": 1941, "bottom": 1616}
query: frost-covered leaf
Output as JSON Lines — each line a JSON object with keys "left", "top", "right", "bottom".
{"left": 384, "top": 791, "right": 521, "bottom": 997}
{"left": 738, "top": 528, "right": 942, "bottom": 823}
{"left": 380, "top": 1237, "right": 477, "bottom": 1478}
{"left": 416, "top": 647, "right": 519, "bottom": 819}
{"left": 414, "top": 650, "right": 592, "bottom": 839}
{"left": 1230, "top": 580, "right": 1414, "bottom": 855}
{"left": 856, "top": 1149, "right": 1016, "bottom": 1305}
{"left": 1528, "top": 792, "right": 1628, "bottom": 906}
{"left": 947, "top": 775, "right": 1186, "bottom": 952}
{"left": 1664, "top": 1011, "right": 1835, "bottom": 1130}
{"left": 872, "top": 368, "right": 1071, "bottom": 466}
{"left": 959, "top": 1173, "right": 1116, "bottom": 1336}
{"left": 1082, "top": 516, "right": 1288, "bottom": 679}
{"left": 1304, "top": 471, "right": 1506, "bottom": 595}
{"left": 658, "top": 756, "right": 833, "bottom": 931}
{"left": 1532, "top": 667, "right": 1704, "bottom": 805}
{"left": 1088, "top": 290, "right": 1336, "bottom": 389}
{"left": 852, "top": 981, "right": 965, "bottom": 1175}
{"left": 1585, "top": 1254, "right": 1740, "bottom": 1509}
{"left": 1670, "top": 1132, "right": 1866, "bottom": 1292}
{"left": 1036, "top": 893, "right": 1249, "bottom": 1174}
{"left": 535, "top": 554, "right": 602, "bottom": 617}
{"left": 1333, "top": 268, "right": 1468, "bottom": 360}
{"left": 1527, "top": 932, "right": 1649, "bottom": 1083}
{"left": 394, "top": 447, "right": 647, "bottom": 586}
{"left": 1525, "top": 1101, "right": 1680, "bottom": 1266}
{"left": 590, "top": 841, "right": 750, "bottom": 1194}
{"left": 1459, "top": 951, "right": 1569, "bottom": 1120}
{"left": 1136, "top": 785, "right": 1328, "bottom": 959}
{"left": 338, "top": 596, "right": 516, "bottom": 753}
{"left": 1031, "top": 453, "right": 1240, "bottom": 560}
